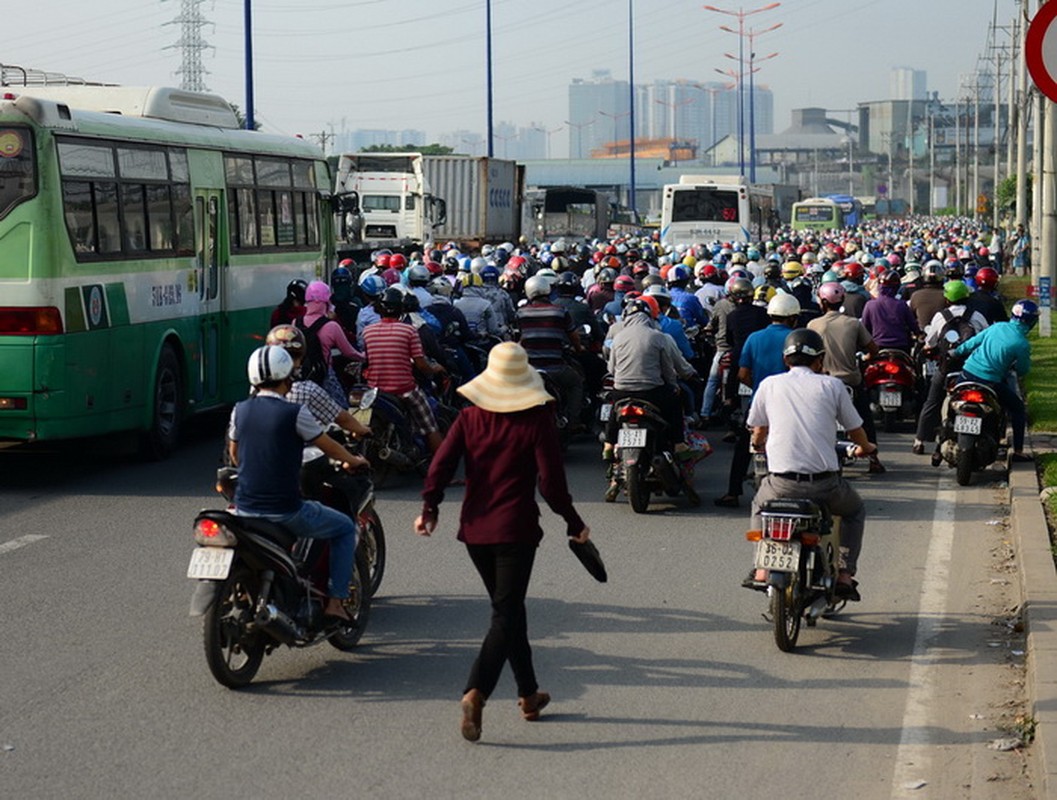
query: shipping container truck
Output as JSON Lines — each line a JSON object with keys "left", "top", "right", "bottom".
{"left": 422, "top": 156, "right": 523, "bottom": 248}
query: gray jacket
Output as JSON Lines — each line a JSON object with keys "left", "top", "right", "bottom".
{"left": 608, "top": 313, "right": 676, "bottom": 391}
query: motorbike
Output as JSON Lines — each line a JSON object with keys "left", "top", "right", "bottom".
{"left": 608, "top": 397, "right": 699, "bottom": 512}
{"left": 743, "top": 442, "right": 858, "bottom": 651}
{"left": 862, "top": 348, "right": 918, "bottom": 432}
{"left": 346, "top": 367, "right": 457, "bottom": 489}
{"left": 934, "top": 373, "right": 1006, "bottom": 486}
{"left": 187, "top": 461, "right": 372, "bottom": 689}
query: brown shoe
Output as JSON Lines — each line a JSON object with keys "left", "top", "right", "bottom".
{"left": 518, "top": 691, "right": 551, "bottom": 721}
{"left": 461, "top": 689, "right": 485, "bottom": 742}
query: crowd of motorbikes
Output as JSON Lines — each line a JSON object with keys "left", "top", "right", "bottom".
{"left": 187, "top": 224, "right": 1027, "bottom": 680}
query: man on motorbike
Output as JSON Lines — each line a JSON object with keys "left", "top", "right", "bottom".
{"left": 227, "top": 345, "right": 368, "bottom": 621}
{"left": 861, "top": 270, "right": 921, "bottom": 351}
{"left": 602, "top": 296, "right": 682, "bottom": 475}
{"left": 362, "top": 286, "right": 448, "bottom": 454}
{"left": 747, "top": 329, "right": 877, "bottom": 601}
{"left": 951, "top": 299, "right": 1037, "bottom": 462}
{"left": 914, "top": 281, "right": 989, "bottom": 457}
{"left": 516, "top": 275, "right": 585, "bottom": 430}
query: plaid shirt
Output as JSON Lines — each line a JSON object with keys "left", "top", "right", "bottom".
{"left": 287, "top": 379, "right": 344, "bottom": 426}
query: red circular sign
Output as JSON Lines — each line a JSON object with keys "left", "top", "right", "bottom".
{"left": 1026, "top": 2, "right": 1057, "bottom": 102}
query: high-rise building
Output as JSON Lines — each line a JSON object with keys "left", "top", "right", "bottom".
{"left": 567, "top": 74, "right": 773, "bottom": 160}
{"left": 890, "top": 68, "right": 927, "bottom": 101}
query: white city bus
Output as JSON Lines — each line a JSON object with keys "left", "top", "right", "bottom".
{"left": 660, "top": 175, "right": 771, "bottom": 246}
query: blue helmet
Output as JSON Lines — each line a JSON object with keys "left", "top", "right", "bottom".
{"left": 1012, "top": 299, "right": 1040, "bottom": 329}
{"left": 360, "top": 274, "right": 386, "bottom": 298}
{"left": 480, "top": 265, "right": 501, "bottom": 285}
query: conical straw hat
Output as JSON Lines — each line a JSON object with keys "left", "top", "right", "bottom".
{"left": 456, "top": 342, "right": 554, "bottom": 413}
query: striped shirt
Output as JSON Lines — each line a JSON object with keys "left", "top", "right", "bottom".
{"left": 362, "top": 318, "right": 424, "bottom": 394}
{"left": 516, "top": 301, "right": 574, "bottom": 367}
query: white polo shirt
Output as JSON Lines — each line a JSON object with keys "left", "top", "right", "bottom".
{"left": 747, "top": 366, "right": 863, "bottom": 474}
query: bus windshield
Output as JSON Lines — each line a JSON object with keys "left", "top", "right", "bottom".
{"left": 794, "top": 204, "right": 836, "bottom": 223}
{"left": 0, "top": 127, "right": 36, "bottom": 219}
{"left": 671, "top": 188, "right": 739, "bottom": 223}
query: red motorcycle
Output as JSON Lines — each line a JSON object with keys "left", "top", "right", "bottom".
{"left": 862, "top": 348, "right": 917, "bottom": 432}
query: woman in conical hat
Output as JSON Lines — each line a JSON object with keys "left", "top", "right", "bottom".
{"left": 414, "top": 342, "right": 591, "bottom": 742}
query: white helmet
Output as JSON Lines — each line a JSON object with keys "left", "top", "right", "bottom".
{"left": 767, "top": 291, "right": 801, "bottom": 318}
{"left": 247, "top": 345, "right": 294, "bottom": 387}
{"left": 525, "top": 275, "right": 552, "bottom": 300}
{"left": 470, "top": 256, "right": 488, "bottom": 274}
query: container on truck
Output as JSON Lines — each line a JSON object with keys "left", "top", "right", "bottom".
{"left": 422, "top": 156, "right": 523, "bottom": 247}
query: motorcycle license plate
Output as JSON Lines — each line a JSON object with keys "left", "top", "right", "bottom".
{"left": 954, "top": 415, "right": 982, "bottom": 435}
{"left": 879, "top": 390, "right": 901, "bottom": 408}
{"left": 187, "top": 547, "right": 234, "bottom": 580}
{"left": 754, "top": 540, "right": 800, "bottom": 572}
{"left": 924, "top": 361, "right": 938, "bottom": 377}
{"left": 352, "top": 407, "right": 373, "bottom": 425}
{"left": 617, "top": 427, "right": 648, "bottom": 448}
{"left": 599, "top": 403, "right": 612, "bottom": 422}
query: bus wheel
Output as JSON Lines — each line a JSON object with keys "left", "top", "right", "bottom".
{"left": 143, "top": 345, "right": 183, "bottom": 460}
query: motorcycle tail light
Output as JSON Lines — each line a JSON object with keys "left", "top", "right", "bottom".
{"left": 800, "top": 533, "right": 820, "bottom": 546}
{"left": 194, "top": 518, "right": 237, "bottom": 547}
{"left": 746, "top": 530, "right": 763, "bottom": 541}
{"left": 958, "top": 389, "right": 986, "bottom": 404}
{"left": 619, "top": 405, "right": 645, "bottom": 419}
{"left": 883, "top": 362, "right": 901, "bottom": 375}
{"left": 764, "top": 516, "right": 796, "bottom": 541}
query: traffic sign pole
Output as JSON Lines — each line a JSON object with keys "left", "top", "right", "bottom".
{"left": 1027, "top": 1, "right": 1057, "bottom": 334}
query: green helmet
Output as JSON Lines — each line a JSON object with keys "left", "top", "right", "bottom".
{"left": 943, "top": 280, "right": 970, "bottom": 303}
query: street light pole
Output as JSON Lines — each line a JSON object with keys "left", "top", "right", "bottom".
{"left": 629, "top": 0, "right": 637, "bottom": 219}
{"left": 532, "top": 126, "right": 562, "bottom": 160}
{"left": 655, "top": 97, "right": 694, "bottom": 164}
{"left": 486, "top": 0, "right": 494, "bottom": 157}
{"left": 243, "top": 0, "right": 254, "bottom": 130}
{"left": 564, "top": 118, "right": 596, "bottom": 159}
{"left": 704, "top": 3, "right": 780, "bottom": 178}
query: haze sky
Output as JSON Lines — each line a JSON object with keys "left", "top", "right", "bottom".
{"left": 6, "top": 0, "right": 1017, "bottom": 155}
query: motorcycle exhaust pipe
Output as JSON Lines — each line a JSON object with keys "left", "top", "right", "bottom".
{"left": 377, "top": 447, "right": 416, "bottom": 471}
{"left": 255, "top": 603, "right": 304, "bottom": 645}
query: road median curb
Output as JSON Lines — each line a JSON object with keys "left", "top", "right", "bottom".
{"left": 1012, "top": 451, "right": 1057, "bottom": 798}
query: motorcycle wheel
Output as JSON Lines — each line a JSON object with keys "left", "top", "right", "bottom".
{"left": 771, "top": 577, "right": 801, "bottom": 652}
{"left": 358, "top": 506, "right": 386, "bottom": 598}
{"left": 366, "top": 419, "right": 406, "bottom": 490}
{"left": 203, "top": 566, "right": 265, "bottom": 689}
{"left": 328, "top": 551, "right": 372, "bottom": 651}
{"left": 956, "top": 443, "right": 974, "bottom": 486}
{"left": 626, "top": 464, "right": 650, "bottom": 514}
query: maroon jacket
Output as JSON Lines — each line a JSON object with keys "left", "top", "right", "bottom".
{"left": 421, "top": 404, "right": 584, "bottom": 544}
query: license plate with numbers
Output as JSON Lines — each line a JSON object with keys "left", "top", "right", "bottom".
{"left": 187, "top": 547, "right": 234, "bottom": 580}
{"left": 953, "top": 415, "right": 982, "bottom": 435}
{"left": 753, "top": 540, "right": 800, "bottom": 572}
{"left": 617, "top": 427, "right": 647, "bottom": 448}
{"left": 879, "top": 390, "right": 901, "bottom": 408}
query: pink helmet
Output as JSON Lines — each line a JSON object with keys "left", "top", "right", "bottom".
{"left": 817, "top": 281, "right": 845, "bottom": 305}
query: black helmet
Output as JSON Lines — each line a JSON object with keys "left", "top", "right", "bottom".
{"left": 556, "top": 270, "right": 581, "bottom": 294}
{"left": 379, "top": 285, "right": 406, "bottom": 316}
{"left": 763, "top": 262, "right": 782, "bottom": 281}
{"left": 782, "top": 328, "right": 825, "bottom": 358}
{"left": 727, "top": 277, "right": 754, "bottom": 302}
{"left": 286, "top": 279, "right": 308, "bottom": 304}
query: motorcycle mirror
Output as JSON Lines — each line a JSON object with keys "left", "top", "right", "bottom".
{"left": 944, "top": 329, "right": 960, "bottom": 344}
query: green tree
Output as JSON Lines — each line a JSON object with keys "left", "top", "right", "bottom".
{"left": 997, "top": 173, "right": 1032, "bottom": 216}
{"left": 230, "top": 104, "right": 262, "bottom": 131}
{"left": 359, "top": 143, "right": 455, "bottom": 155}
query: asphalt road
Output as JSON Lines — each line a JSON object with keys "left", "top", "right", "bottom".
{"left": 0, "top": 420, "right": 1032, "bottom": 799}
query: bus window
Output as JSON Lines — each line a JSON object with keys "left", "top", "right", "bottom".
{"left": 0, "top": 127, "right": 36, "bottom": 219}
{"left": 235, "top": 188, "right": 258, "bottom": 248}
{"left": 94, "top": 182, "right": 121, "bottom": 254}
{"left": 62, "top": 181, "right": 94, "bottom": 253}
{"left": 120, "top": 183, "right": 148, "bottom": 251}
{"left": 173, "top": 183, "right": 193, "bottom": 255}
{"left": 146, "top": 184, "right": 174, "bottom": 251}
{"left": 794, "top": 205, "right": 836, "bottom": 224}
{"left": 671, "top": 188, "right": 739, "bottom": 223}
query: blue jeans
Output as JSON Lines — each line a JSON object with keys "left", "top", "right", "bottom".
{"left": 701, "top": 350, "right": 725, "bottom": 417}
{"left": 271, "top": 500, "right": 357, "bottom": 598}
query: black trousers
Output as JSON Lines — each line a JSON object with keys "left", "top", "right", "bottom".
{"left": 464, "top": 543, "right": 538, "bottom": 699}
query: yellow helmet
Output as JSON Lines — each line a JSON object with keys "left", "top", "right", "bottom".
{"left": 781, "top": 261, "right": 804, "bottom": 279}
{"left": 753, "top": 284, "right": 776, "bottom": 304}
{"left": 681, "top": 254, "right": 697, "bottom": 269}
{"left": 459, "top": 272, "right": 483, "bottom": 288}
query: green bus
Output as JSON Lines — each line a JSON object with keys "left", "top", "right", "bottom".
{"left": 0, "top": 86, "right": 336, "bottom": 455}
{"left": 790, "top": 197, "right": 842, "bottom": 232}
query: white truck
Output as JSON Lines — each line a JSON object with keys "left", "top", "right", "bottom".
{"left": 334, "top": 152, "right": 446, "bottom": 252}
{"left": 521, "top": 186, "right": 609, "bottom": 243}
{"left": 333, "top": 152, "right": 522, "bottom": 253}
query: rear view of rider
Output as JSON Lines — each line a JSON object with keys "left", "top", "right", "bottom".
{"left": 227, "top": 345, "right": 368, "bottom": 621}
{"left": 951, "top": 299, "right": 1037, "bottom": 462}
{"left": 747, "top": 329, "right": 876, "bottom": 600}
{"left": 860, "top": 270, "right": 920, "bottom": 352}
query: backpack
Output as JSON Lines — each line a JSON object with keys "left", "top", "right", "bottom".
{"left": 295, "top": 316, "right": 330, "bottom": 386}
{"left": 936, "top": 308, "right": 976, "bottom": 368}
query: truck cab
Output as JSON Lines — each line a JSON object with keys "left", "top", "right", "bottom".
{"left": 334, "top": 152, "right": 445, "bottom": 250}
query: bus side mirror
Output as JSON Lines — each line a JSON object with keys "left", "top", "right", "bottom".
{"left": 332, "top": 191, "right": 360, "bottom": 215}
{"left": 430, "top": 197, "right": 447, "bottom": 228}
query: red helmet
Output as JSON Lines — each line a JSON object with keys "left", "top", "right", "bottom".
{"left": 975, "top": 266, "right": 999, "bottom": 291}
{"left": 614, "top": 275, "right": 636, "bottom": 292}
{"left": 843, "top": 262, "right": 865, "bottom": 282}
{"left": 880, "top": 269, "right": 901, "bottom": 288}
{"left": 605, "top": 255, "right": 622, "bottom": 270}
{"left": 632, "top": 260, "right": 650, "bottom": 277}
{"left": 605, "top": 244, "right": 617, "bottom": 256}
{"left": 388, "top": 253, "right": 407, "bottom": 270}
{"left": 424, "top": 260, "right": 444, "bottom": 276}
{"left": 374, "top": 253, "right": 391, "bottom": 268}
{"left": 978, "top": 246, "right": 990, "bottom": 257}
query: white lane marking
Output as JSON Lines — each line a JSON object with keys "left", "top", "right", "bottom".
{"left": 890, "top": 480, "right": 957, "bottom": 797}
{"left": 0, "top": 535, "right": 49, "bottom": 555}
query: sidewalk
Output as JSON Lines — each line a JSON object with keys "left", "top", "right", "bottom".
{"left": 1014, "top": 432, "right": 1057, "bottom": 798}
